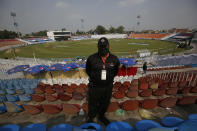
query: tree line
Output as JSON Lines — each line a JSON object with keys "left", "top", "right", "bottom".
{"left": 76, "top": 25, "right": 125, "bottom": 35}
{"left": 0, "top": 30, "right": 19, "bottom": 39}
{"left": 0, "top": 25, "right": 126, "bottom": 39}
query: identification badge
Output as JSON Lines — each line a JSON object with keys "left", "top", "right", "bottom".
{"left": 101, "top": 70, "right": 106, "bottom": 80}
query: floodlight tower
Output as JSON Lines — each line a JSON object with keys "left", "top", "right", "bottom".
{"left": 137, "top": 15, "right": 141, "bottom": 33}
{"left": 81, "top": 18, "right": 84, "bottom": 33}
{"left": 10, "top": 12, "right": 20, "bottom": 37}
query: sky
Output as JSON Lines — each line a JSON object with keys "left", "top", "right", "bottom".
{"left": 0, "top": 0, "right": 197, "bottom": 34}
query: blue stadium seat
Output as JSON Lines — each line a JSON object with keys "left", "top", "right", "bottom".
{"left": 148, "top": 127, "right": 178, "bottom": 131}
{"left": 161, "top": 116, "right": 184, "bottom": 127}
{"left": 6, "top": 95, "right": 19, "bottom": 102}
{"left": 16, "top": 89, "right": 25, "bottom": 94}
{"left": 178, "top": 120, "right": 197, "bottom": 131}
{"left": 20, "top": 123, "right": 46, "bottom": 131}
{"left": 0, "top": 89, "right": 6, "bottom": 95}
{"left": 15, "top": 85, "right": 23, "bottom": 90}
{"left": 24, "top": 89, "right": 34, "bottom": 94}
{"left": 135, "top": 120, "right": 161, "bottom": 131}
{"left": 188, "top": 114, "right": 197, "bottom": 121}
{"left": 6, "top": 89, "right": 16, "bottom": 95}
{"left": 106, "top": 121, "right": 134, "bottom": 131}
{"left": 0, "top": 124, "right": 19, "bottom": 131}
{"left": 79, "top": 123, "right": 103, "bottom": 131}
{"left": 19, "top": 95, "right": 32, "bottom": 102}
{"left": 0, "top": 105, "right": 6, "bottom": 114}
{"left": 49, "top": 124, "right": 73, "bottom": 131}
{"left": 0, "top": 96, "right": 7, "bottom": 102}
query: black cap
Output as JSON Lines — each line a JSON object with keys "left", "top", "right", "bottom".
{"left": 98, "top": 37, "right": 109, "bottom": 47}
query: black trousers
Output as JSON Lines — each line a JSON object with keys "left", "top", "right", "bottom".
{"left": 87, "top": 82, "right": 113, "bottom": 119}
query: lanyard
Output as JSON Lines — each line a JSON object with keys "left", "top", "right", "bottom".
{"left": 101, "top": 53, "right": 109, "bottom": 69}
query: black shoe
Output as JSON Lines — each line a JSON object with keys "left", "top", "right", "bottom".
{"left": 98, "top": 116, "right": 110, "bottom": 126}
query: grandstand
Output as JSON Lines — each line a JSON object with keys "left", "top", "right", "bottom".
{"left": 130, "top": 33, "right": 170, "bottom": 39}
{"left": 47, "top": 31, "right": 71, "bottom": 41}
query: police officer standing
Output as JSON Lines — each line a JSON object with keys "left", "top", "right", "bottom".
{"left": 86, "top": 37, "right": 120, "bottom": 126}
{"left": 143, "top": 62, "right": 147, "bottom": 75}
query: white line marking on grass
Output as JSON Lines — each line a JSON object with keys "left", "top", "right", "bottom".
{"left": 113, "top": 52, "right": 130, "bottom": 54}
{"left": 128, "top": 43, "right": 149, "bottom": 45}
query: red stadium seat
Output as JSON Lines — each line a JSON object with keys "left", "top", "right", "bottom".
{"left": 107, "top": 102, "right": 120, "bottom": 112}
{"left": 42, "top": 104, "right": 62, "bottom": 114}
{"left": 121, "top": 100, "right": 139, "bottom": 111}
{"left": 141, "top": 99, "right": 158, "bottom": 109}
{"left": 23, "top": 105, "right": 42, "bottom": 115}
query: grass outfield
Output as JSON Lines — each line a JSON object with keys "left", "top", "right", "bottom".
{"left": 0, "top": 39, "right": 186, "bottom": 59}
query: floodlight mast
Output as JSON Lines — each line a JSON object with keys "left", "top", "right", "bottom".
{"left": 137, "top": 15, "right": 141, "bottom": 32}
{"left": 10, "top": 12, "right": 20, "bottom": 38}
{"left": 81, "top": 18, "right": 84, "bottom": 33}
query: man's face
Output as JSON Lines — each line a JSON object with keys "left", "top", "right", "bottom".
{"left": 98, "top": 43, "right": 109, "bottom": 56}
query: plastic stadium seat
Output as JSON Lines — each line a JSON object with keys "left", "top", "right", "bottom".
{"left": 139, "top": 83, "right": 148, "bottom": 90}
{"left": 24, "top": 89, "right": 34, "bottom": 94}
{"left": 121, "top": 100, "right": 139, "bottom": 111}
{"left": 72, "top": 92, "right": 84, "bottom": 100}
{"left": 23, "top": 105, "right": 42, "bottom": 115}
{"left": 49, "top": 124, "right": 73, "bottom": 131}
{"left": 74, "top": 87, "right": 86, "bottom": 93}
{"left": 0, "top": 96, "right": 7, "bottom": 102}
{"left": 45, "top": 88, "right": 56, "bottom": 94}
{"left": 63, "top": 104, "right": 80, "bottom": 114}
{"left": 34, "top": 88, "right": 45, "bottom": 94}
{"left": 0, "top": 105, "right": 6, "bottom": 114}
{"left": 135, "top": 120, "right": 161, "bottom": 131}
{"left": 191, "top": 87, "right": 197, "bottom": 93}
{"left": 166, "top": 88, "right": 178, "bottom": 95}
{"left": 19, "top": 95, "right": 32, "bottom": 102}
{"left": 0, "top": 124, "right": 19, "bottom": 131}
{"left": 188, "top": 114, "right": 197, "bottom": 121}
{"left": 153, "top": 88, "right": 165, "bottom": 96}
{"left": 32, "top": 94, "right": 45, "bottom": 102}
{"left": 159, "top": 97, "right": 177, "bottom": 108}
{"left": 149, "top": 83, "right": 158, "bottom": 89}
{"left": 6, "top": 89, "right": 16, "bottom": 95}
{"left": 42, "top": 104, "right": 62, "bottom": 114}
{"left": 148, "top": 127, "right": 177, "bottom": 131}
{"left": 178, "top": 120, "right": 197, "bottom": 131}
{"left": 107, "top": 102, "right": 120, "bottom": 112}
{"left": 64, "top": 86, "right": 75, "bottom": 94}
{"left": 55, "top": 88, "right": 65, "bottom": 94}
{"left": 113, "top": 91, "right": 125, "bottom": 99}
{"left": 20, "top": 123, "right": 46, "bottom": 131}
{"left": 141, "top": 99, "right": 158, "bottom": 109}
{"left": 6, "top": 95, "right": 19, "bottom": 102}
{"left": 140, "top": 89, "right": 152, "bottom": 97}
{"left": 161, "top": 116, "right": 184, "bottom": 127}
{"left": 80, "top": 123, "right": 103, "bottom": 131}
{"left": 0, "top": 89, "right": 6, "bottom": 95}
{"left": 177, "top": 96, "right": 197, "bottom": 105}
{"left": 127, "top": 89, "right": 138, "bottom": 98}
{"left": 45, "top": 94, "right": 58, "bottom": 102}
{"left": 58, "top": 94, "right": 72, "bottom": 101}
{"left": 15, "top": 89, "right": 25, "bottom": 94}
{"left": 4, "top": 102, "right": 23, "bottom": 113}
{"left": 106, "top": 121, "right": 134, "bottom": 131}
{"left": 82, "top": 103, "right": 88, "bottom": 113}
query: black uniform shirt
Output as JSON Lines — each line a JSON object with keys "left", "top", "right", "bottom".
{"left": 143, "top": 63, "right": 147, "bottom": 71}
{"left": 86, "top": 53, "right": 120, "bottom": 85}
